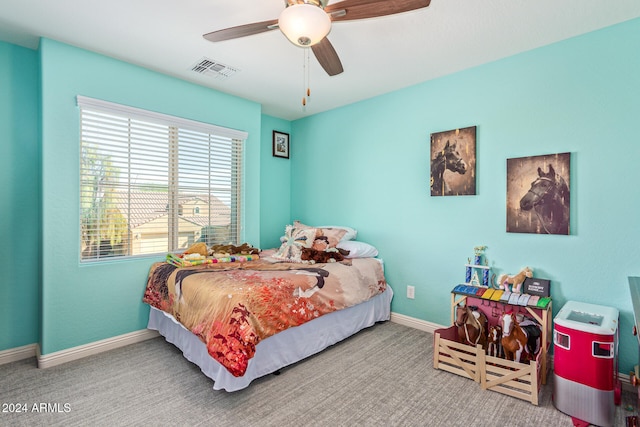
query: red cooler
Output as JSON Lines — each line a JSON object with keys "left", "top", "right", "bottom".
{"left": 553, "top": 301, "right": 619, "bottom": 427}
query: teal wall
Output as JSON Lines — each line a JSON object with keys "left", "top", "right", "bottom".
{"left": 38, "top": 39, "right": 262, "bottom": 354}
{"left": 2, "top": 18, "right": 639, "bottom": 377}
{"left": 260, "top": 115, "right": 291, "bottom": 249}
{"left": 291, "top": 18, "right": 640, "bottom": 373}
{"left": 0, "top": 41, "right": 40, "bottom": 351}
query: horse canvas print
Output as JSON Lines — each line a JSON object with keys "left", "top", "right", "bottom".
{"left": 429, "top": 126, "right": 476, "bottom": 196}
{"left": 506, "top": 152, "right": 570, "bottom": 235}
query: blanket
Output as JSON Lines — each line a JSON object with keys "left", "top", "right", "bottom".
{"left": 143, "top": 253, "right": 387, "bottom": 377}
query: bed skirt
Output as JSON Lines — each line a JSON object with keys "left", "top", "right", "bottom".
{"left": 148, "top": 285, "right": 393, "bottom": 391}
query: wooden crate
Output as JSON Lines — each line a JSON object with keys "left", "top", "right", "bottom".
{"left": 449, "top": 293, "right": 551, "bottom": 386}
{"left": 482, "top": 351, "right": 542, "bottom": 405}
{"left": 433, "top": 326, "right": 543, "bottom": 405}
{"left": 433, "top": 326, "right": 483, "bottom": 383}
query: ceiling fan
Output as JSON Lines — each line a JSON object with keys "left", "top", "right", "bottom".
{"left": 203, "top": 0, "right": 431, "bottom": 77}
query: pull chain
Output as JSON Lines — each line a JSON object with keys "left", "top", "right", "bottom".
{"left": 302, "top": 48, "right": 310, "bottom": 109}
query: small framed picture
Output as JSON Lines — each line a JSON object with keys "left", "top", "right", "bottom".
{"left": 273, "top": 131, "right": 290, "bottom": 159}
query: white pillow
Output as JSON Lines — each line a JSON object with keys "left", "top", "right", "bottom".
{"left": 337, "top": 241, "right": 378, "bottom": 258}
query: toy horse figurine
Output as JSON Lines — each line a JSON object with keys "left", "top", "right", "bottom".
{"left": 500, "top": 312, "right": 541, "bottom": 363}
{"left": 455, "top": 304, "right": 488, "bottom": 349}
{"left": 487, "top": 325, "right": 503, "bottom": 358}
{"left": 497, "top": 267, "right": 533, "bottom": 293}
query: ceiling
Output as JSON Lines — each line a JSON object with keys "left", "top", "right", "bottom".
{"left": 1, "top": 0, "right": 639, "bottom": 120}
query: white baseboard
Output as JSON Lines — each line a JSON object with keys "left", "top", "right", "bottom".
{"left": 390, "top": 311, "right": 445, "bottom": 333}
{"left": 619, "top": 372, "right": 636, "bottom": 393}
{"left": 37, "top": 329, "right": 159, "bottom": 369}
{"left": 0, "top": 343, "right": 38, "bottom": 365}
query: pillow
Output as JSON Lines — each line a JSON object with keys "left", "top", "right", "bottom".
{"left": 312, "top": 228, "right": 347, "bottom": 249}
{"left": 291, "top": 221, "right": 346, "bottom": 248}
{"left": 316, "top": 225, "right": 357, "bottom": 241}
{"left": 337, "top": 241, "right": 378, "bottom": 258}
{"left": 272, "top": 225, "right": 317, "bottom": 263}
{"left": 293, "top": 220, "right": 357, "bottom": 242}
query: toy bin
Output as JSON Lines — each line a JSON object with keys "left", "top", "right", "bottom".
{"left": 553, "top": 301, "right": 619, "bottom": 427}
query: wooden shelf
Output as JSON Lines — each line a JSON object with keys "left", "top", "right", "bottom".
{"left": 433, "top": 289, "right": 553, "bottom": 405}
{"left": 450, "top": 291, "right": 552, "bottom": 384}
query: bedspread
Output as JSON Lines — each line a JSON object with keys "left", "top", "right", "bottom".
{"left": 143, "top": 254, "right": 387, "bottom": 377}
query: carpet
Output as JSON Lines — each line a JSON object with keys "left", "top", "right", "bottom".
{"left": 1, "top": 322, "right": 636, "bottom": 426}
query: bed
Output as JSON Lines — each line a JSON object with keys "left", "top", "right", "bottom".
{"left": 143, "top": 224, "right": 392, "bottom": 391}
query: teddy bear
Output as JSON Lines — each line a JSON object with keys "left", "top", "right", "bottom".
{"left": 234, "top": 242, "right": 260, "bottom": 255}
{"left": 300, "top": 247, "right": 349, "bottom": 264}
{"left": 210, "top": 242, "right": 260, "bottom": 257}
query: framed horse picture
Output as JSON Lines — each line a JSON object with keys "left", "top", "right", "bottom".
{"left": 429, "top": 126, "right": 476, "bottom": 196}
{"left": 506, "top": 152, "right": 570, "bottom": 235}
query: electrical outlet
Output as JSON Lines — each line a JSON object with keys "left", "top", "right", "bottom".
{"left": 407, "top": 285, "right": 415, "bottom": 299}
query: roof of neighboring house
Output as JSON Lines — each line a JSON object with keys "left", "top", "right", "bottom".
{"left": 118, "top": 191, "right": 230, "bottom": 229}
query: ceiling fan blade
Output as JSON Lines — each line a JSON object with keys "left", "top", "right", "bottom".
{"left": 311, "top": 38, "right": 344, "bottom": 76}
{"left": 203, "top": 19, "right": 279, "bottom": 42}
{"left": 326, "top": 0, "right": 430, "bottom": 22}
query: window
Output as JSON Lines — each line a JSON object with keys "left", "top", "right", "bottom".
{"left": 78, "top": 96, "right": 247, "bottom": 262}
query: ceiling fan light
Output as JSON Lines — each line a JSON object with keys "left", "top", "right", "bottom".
{"left": 278, "top": 4, "right": 331, "bottom": 47}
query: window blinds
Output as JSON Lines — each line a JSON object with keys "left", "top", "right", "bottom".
{"left": 78, "top": 96, "right": 246, "bottom": 261}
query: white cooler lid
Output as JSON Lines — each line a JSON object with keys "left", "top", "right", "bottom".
{"left": 554, "top": 300, "right": 618, "bottom": 335}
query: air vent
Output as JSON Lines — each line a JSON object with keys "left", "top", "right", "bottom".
{"left": 190, "top": 58, "right": 239, "bottom": 80}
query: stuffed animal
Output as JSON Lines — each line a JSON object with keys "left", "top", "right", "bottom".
{"left": 498, "top": 267, "right": 533, "bottom": 293}
{"left": 232, "top": 242, "right": 260, "bottom": 255}
{"left": 309, "top": 236, "right": 351, "bottom": 256}
{"left": 184, "top": 242, "right": 208, "bottom": 257}
{"left": 300, "top": 247, "right": 346, "bottom": 264}
{"left": 210, "top": 243, "right": 260, "bottom": 257}
{"left": 311, "top": 236, "right": 330, "bottom": 251}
